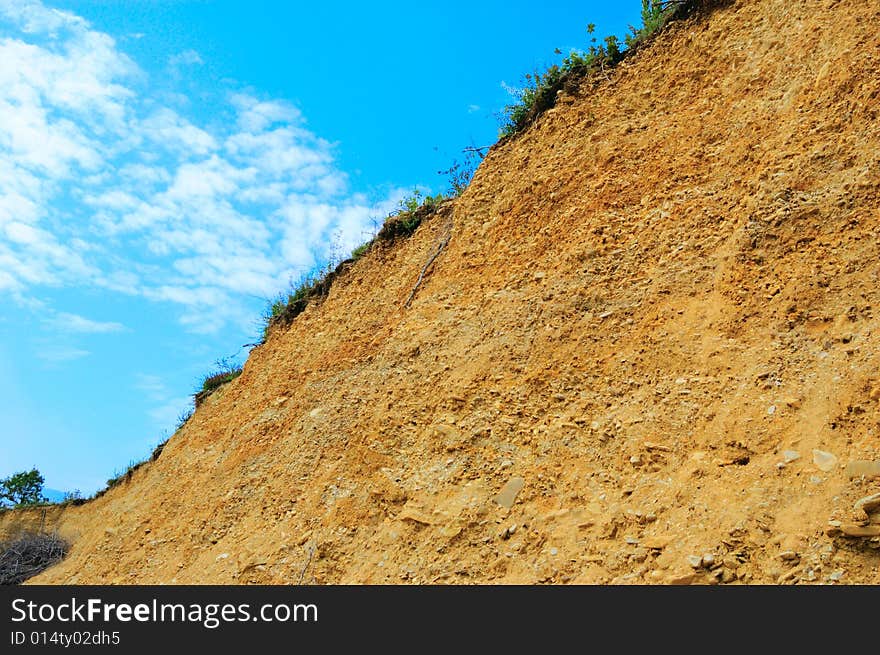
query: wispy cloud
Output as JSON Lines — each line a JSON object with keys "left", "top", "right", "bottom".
{"left": 148, "top": 397, "right": 192, "bottom": 428}
{"left": 0, "top": 0, "right": 400, "bottom": 333}
{"left": 134, "top": 373, "right": 166, "bottom": 399}
{"left": 134, "top": 373, "right": 192, "bottom": 429}
{"left": 36, "top": 346, "right": 90, "bottom": 362}
{"left": 168, "top": 49, "right": 203, "bottom": 69}
{"left": 48, "top": 312, "right": 125, "bottom": 334}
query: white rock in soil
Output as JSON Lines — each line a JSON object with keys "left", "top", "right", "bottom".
{"left": 812, "top": 449, "right": 838, "bottom": 472}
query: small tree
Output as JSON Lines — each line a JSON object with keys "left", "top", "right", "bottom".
{"left": 0, "top": 469, "right": 47, "bottom": 507}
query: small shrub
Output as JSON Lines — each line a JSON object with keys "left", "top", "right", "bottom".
{"left": 150, "top": 439, "right": 169, "bottom": 462}
{"left": 104, "top": 459, "right": 146, "bottom": 492}
{"left": 350, "top": 241, "right": 372, "bottom": 260}
{"left": 375, "top": 189, "right": 447, "bottom": 242}
{"left": 438, "top": 149, "right": 481, "bottom": 197}
{"left": 259, "top": 273, "right": 328, "bottom": 341}
{"left": 199, "top": 357, "right": 243, "bottom": 393}
{"left": 200, "top": 369, "right": 242, "bottom": 394}
{"left": 175, "top": 407, "right": 194, "bottom": 430}
{"left": 0, "top": 531, "right": 69, "bottom": 585}
{"left": 59, "top": 490, "right": 85, "bottom": 507}
{"left": 195, "top": 357, "right": 243, "bottom": 406}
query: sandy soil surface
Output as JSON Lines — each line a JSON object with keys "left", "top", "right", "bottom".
{"left": 4, "top": 0, "right": 879, "bottom": 585}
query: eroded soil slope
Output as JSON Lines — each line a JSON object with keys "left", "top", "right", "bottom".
{"left": 10, "top": 0, "right": 880, "bottom": 584}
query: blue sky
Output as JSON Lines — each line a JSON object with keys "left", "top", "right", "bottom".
{"left": 0, "top": 0, "right": 643, "bottom": 496}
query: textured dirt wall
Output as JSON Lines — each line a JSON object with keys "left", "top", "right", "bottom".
{"left": 22, "top": 0, "right": 880, "bottom": 585}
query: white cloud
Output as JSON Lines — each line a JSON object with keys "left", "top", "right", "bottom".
{"left": 168, "top": 49, "right": 203, "bottom": 68}
{"left": 140, "top": 108, "right": 217, "bottom": 156}
{"left": 231, "top": 93, "right": 299, "bottom": 132}
{"left": 37, "top": 346, "right": 90, "bottom": 362}
{"left": 49, "top": 312, "right": 125, "bottom": 334}
{"left": 118, "top": 163, "right": 171, "bottom": 187}
{"left": 0, "top": 0, "right": 85, "bottom": 36}
{"left": 134, "top": 372, "right": 192, "bottom": 429}
{"left": 148, "top": 396, "right": 192, "bottom": 428}
{"left": 0, "top": 0, "right": 398, "bottom": 334}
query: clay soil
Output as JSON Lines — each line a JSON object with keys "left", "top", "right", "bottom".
{"left": 4, "top": 0, "right": 879, "bottom": 584}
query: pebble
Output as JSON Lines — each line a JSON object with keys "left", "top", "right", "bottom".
{"left": 782, "top": 450, "right": 801, "bottom": 463}
{"left": 687, "top": 555, "right": 703, "bottom": 568}
{"left": 845, "top": 460, "right": 880, "bottom": 479}
{"left": 625, "top": 536, "right": 640, "bottom": 545}
{"left": 494, "top": 477, "right": 525, "bottom": 508}
{"left": 667, "top": 573, "right": 696, "bottom": 585}
{"left": 854, "top": 492, "right": 880, "bottom": 514}
{"left": 829, "top": 570, "right": 844, "bottom": 581}
{"left": 630, "top": 548, "right": 648, "bottom": 563}
{"left": 549, "top": 547, "right": 559, "bottom": 556}
{"left": 767, "top": 405, "right": 777, "bottom": 415}
{"left": 777, "top": 567, "right": 800, "bottom": 583}
{"left": 702, "top": 553, "right": 716, "bottom": 568}
{"left": 812, "top": 449, "right": 838, "bottom": 472}
{"left": 642, "top": 535, "right": 674, "bottom": 549}
{"left": 779, "top": 550, "right": 799, "bottom": 561}
{"left": 630, "top": 454, "right": 643, "bottom": 466}
{"left": 839, "top": 524, "right": 880, "bottom": 537}
{"left": 434, "top": 424, "right": 467, "bottom": 451}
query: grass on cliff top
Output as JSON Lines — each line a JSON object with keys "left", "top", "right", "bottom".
{"left": 500, "top": 0, "right": 702, "bottom": 137}
{"left": 66, "top": 2, "right": 712, "bottom": 512}
{"left": 259, "top": 188, "right": 451, "bottom": 343}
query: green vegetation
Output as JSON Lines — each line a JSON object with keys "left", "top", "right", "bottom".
{"left": 194, "top": 358, "right": 243, "bottom": 411}
{"left": 500, "top": 0, "right": 696, "bottom": 137}
{"left": 59, "top": 490, "right": 85, "bottom": 506}
{"left": 102, "top": 459, "right": 145, "bottom": 492}
{"left": 0, "top": 469, "right": 46, "bottom": 508}
{"left": 259, "top": 187, "right": 452, "bottom": 342}
{"left": 176, "top": 407, "right": 194, "bottom": 429}
{"left": 150, "top": 438, "right": 170, "bottom": 462}
{"left": 350, "top": 241, "right": 371, "bottom": 260}
{"left": 21, "top": 2, "right": 707, "bottom": 511}
{"left": 199, "top": 366, "right": 243, "bottom": 395}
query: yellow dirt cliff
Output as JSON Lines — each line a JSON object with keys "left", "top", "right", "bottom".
{"left": 3, "top": 0, "right": 879, "bottom": 584}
